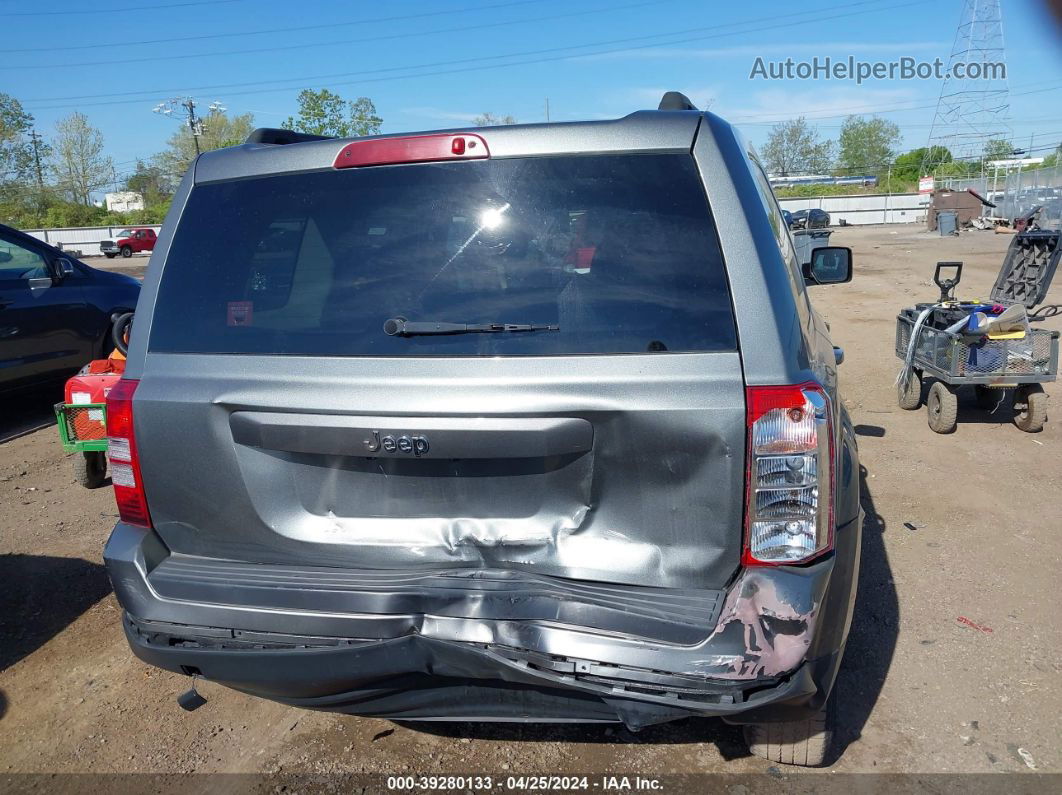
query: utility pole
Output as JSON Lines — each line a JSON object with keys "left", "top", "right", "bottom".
{"left": 183, "top": 98, "right": 202, "bottom": 156}
{"left": 884, "top": 164, "right": 891, "bottom": 224}
{"left": 28, "top": 129, "right": 44, "bottom": 190}
{"left": 154, "top": 98, "right": 223, "bottom": 161}
{"left": 545, "top": 97, "right": 550, "bottom": 122}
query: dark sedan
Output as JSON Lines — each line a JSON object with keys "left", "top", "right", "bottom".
{"left": 0, "top": 223, "right": 140, "bottom": 395}
{"left": 789, "top": 208, "right": 831, "bottom": 230}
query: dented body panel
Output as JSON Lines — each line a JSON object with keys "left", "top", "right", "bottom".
{"left": 131, "top": 351, "right": 746, "bottom": 590}
{"left": 106, "top": 510, "right": 860, "bottom": 727}
{"left": 104, "top": 108, "right": 861, "bottom": 727}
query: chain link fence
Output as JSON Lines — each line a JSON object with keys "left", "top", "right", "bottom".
{"left": 941, "top": 162, "right": 1062, "bottom": 227}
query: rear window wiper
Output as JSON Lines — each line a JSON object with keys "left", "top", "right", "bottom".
{"left": 384, "top": 317, "right": 559, "bottom": 337}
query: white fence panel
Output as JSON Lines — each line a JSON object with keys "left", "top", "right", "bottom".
{"left": 778, "top": 193, "right": 929, "bottom": 225}
{"left": 23, "top": 225, "right": 163, "bottom": 257}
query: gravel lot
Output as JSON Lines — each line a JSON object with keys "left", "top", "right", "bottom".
{"left": 1, "top": 225, "right": 1059, "bottom": 788}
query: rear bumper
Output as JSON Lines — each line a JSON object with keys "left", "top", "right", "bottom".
{"left": 124, "top": 613, "right": 840, "bottom": 728}
{"left": 104, "top": 514, "right": 861, "bottom": 728}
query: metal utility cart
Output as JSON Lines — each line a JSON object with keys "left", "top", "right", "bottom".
{"left": 55, "top": 402, "right": 110, "bottom": 487}
{"left": 896, "top": 260, "right": 1059, "bottom": 433}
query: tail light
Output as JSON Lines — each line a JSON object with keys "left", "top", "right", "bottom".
{"left": 743, "top": 383, "right": 833, "bottom": 565}
{"left": 105, "top": 378, "right": 152, "bottom": 528}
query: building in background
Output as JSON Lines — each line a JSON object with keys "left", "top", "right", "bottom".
{"left": 104, "top": 191, "right": 145, "bottom": 213}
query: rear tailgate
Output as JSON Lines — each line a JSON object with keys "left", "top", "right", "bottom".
{"left": 135, "top": 150, "right": 747, "bottom": 590}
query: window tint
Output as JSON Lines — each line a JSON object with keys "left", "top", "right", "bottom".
{"left": 0, "top": 237, "right": 49, "bottom": 281}
{"left": 151, "top": 154, "right": 737, "bottom": 356}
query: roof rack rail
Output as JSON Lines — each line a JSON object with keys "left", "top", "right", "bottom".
{"left": 245, "top": 128, "right": 335, "bottom": 146}
{"left": 657, "top": 91, "right": 698, "bottom": 111}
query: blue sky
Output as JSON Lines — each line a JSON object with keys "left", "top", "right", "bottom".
{"left": 4, "top": 0, "right": 1061, "bottom": 184}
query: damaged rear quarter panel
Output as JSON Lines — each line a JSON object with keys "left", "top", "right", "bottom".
{"left": 696, "top": 564, "right": 827, "bottom": 679}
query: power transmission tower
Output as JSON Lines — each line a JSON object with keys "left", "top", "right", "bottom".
{"left": 921, "top": 0, "right": 1011, "bottom": 178}
{"left": 28, "top": 129, "right": 45, "bottom": 190}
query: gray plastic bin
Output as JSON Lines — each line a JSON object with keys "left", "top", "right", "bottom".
{"left": 938, "top": 210, "right": 958, "bottom": 236}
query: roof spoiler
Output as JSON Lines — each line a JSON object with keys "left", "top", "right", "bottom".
{"left": 245, "top": 128, "right": 335, "bottom": 146}
{"left": 657, "top": 91, "right": 698, "bottom": 111}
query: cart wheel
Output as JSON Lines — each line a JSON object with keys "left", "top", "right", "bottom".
{"left": 897, "top": 370, "right": 923, "bottom": 410}
{"left": 1013, "top": 384, "right": 1047, "bottom": 433}
{"left": 927, "top": 381, "right": 958, "bottom": 434}
{"left": 975, "top": 385, "right": 1008, "bottom": 412}
{"left": 73, "top": 451, "right": 108, "bottom": 489}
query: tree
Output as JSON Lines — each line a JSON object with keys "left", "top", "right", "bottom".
{"left": 0, "top": 93, "right": 36, "bottom": 186}
{"left": 892, "top": 146, "right": 952, "bottom": 181}
{"left": 983, "top": 138, "right": 1017, "bottom": 162}
{"left": 761, "top": 117, "right": 834, "bottom": 176}
{"left": 125, "top": 159, "right": 172, "bottom": 205}
{"left": 50, "top": 112, "right": 113, "bottom": 206}
{"left": 837, "top": 116, "right": 901, "bottom": 177}
{"left": 284, "top": 89, "right": 382, "bottom": 138}
{"left": 156, "top": 109, "right": 255, "bottom": 181}
{"left": 1040, "top": 143, "right": 1061, "bottom": 169}
{"left": 473, "top": 113, "right": 518, "bottom": 126}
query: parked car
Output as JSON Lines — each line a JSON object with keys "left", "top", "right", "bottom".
{"left": 789, "top": 208, "right": 831, "bottom": 230}
{"left": 0, "top": 223, "right": 140, "bottom": 395}
{"left": 100, "top": 227, "right": 157, "bottom": 259}
{"left": 103, "top": 97, "right": 860, "bottom": 766}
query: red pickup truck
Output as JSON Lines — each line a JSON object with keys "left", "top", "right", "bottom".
{"left": 100, "top": 227, "right": 157, "bottom": 259}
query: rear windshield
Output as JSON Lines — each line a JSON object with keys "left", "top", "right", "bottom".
{"left": 150, "top": 153, "right": 736, "bottom": 356}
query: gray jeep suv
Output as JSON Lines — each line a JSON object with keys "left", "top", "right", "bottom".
{"left": 104, "top": 93, "right": 861, "bottom": 766}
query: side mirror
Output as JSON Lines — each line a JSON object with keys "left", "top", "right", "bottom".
{"left": 803, "top": 246, "right": 853, "bottom": 285}
{"left": 56, "top": 258, "right": 76, "bottom": 279}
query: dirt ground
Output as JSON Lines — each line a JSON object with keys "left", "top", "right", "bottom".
{"left": 1, "top": 226, "right": 1059, "bottom": 787}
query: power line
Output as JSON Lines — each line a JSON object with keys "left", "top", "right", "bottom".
{"left": 0, "top": 0, "right": 239, "bottom": 16}
{"left": 22, "top": 0, "right": 908, "bottom": 110}
{"left": 3, "top": 0, "right": 550, "bottom": 53}
{"left": 0, "top": 0, "right": 667, "bottom": 71}
{"left": 730, "top": 82, "right": 1062, "bottom": 126}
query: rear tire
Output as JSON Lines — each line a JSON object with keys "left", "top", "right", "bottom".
{"left": 120, "top": 246, "right": 132, "bottom": 258}
{"left": 74, "top": 451, "right": 107, "bottom": 489}
{"left": 743, "top": 704, "right": 831, "bottom": 767}
{"left": 897, "top": 369, "right": 922, "bottom": 410}
{"left": 927, "top": 381, "right": 958, "bottom": 434}
{"left": 1013, "top": 384, "right": 1047, "bottom": 433}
